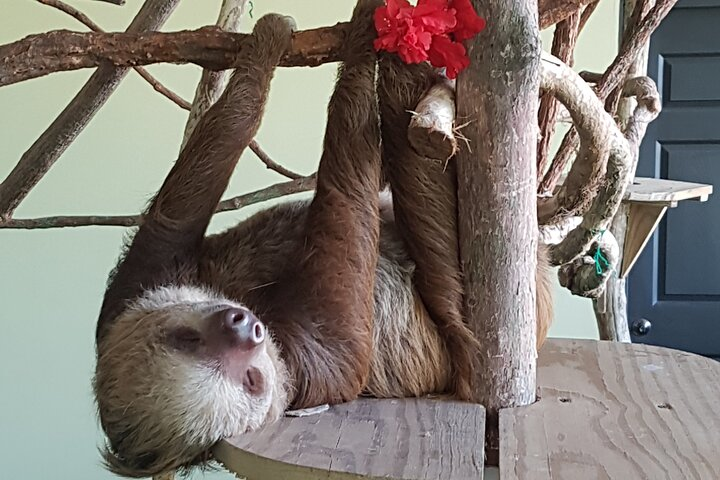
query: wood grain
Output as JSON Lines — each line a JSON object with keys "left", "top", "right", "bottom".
{"left": 501, "top": 339, "right": 720, "bottom": 479}
{"left": 214, "top": 398, "right": 485, "bottom": 480}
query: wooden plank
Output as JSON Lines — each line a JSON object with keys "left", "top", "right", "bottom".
{"left": 625, "top": 177, "right": 712, "bottom": 204}
{"left": 620, "top": 202, "right": 668, "bottom": 277}
{"left": 214, "top": 398, "right": 485, "bottom": 480}
{"left": 501, "top": 339, "right": 720, "bottom": 480}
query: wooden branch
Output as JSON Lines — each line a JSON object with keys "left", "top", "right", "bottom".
{"left": 0, "top": 26, "right": 346, "bottom": 88}
{"left": 0, "top": 0, "right": 182, "bottom": 220}
{"left": 0, "top": 176, "right": 316, "bottom": 230}
{"left": 592, "top": 204, "right": 632, "bottom": 341}
{"left": 93, "top": 0, "right": 125, "bottom": 5}
{"left": 457, "top": 0, "right": 541, "bottom": 465}
{"left": 539, "top": 215, "right": 582, "bottom": 245}
{"left": 408, "top": 77, "right": 458, "bottom": 161}
{"left": 249, "top": 141, "right": 304, "bottom": 180}
{"left": 541, "top": 52, "right": 633, "bottom": 266}
{"left": 0, "top": 0, "right": 606, "bottom": 90}
{"left": 537, "top": 11, "right": 581, "bottom": 181}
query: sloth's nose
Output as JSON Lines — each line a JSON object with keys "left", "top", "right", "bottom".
{"left": 220, "top": 307, "right": 265, "bottom": 349}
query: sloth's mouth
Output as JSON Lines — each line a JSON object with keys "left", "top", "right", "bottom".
{"left": 243, "top": 366, "right": 264, "bottom": 395}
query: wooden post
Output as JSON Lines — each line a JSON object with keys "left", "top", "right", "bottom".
{"left": 456, "top": 0, "right": 541, "bottom": 463}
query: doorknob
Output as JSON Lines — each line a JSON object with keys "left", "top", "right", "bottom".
{"left": 631, "top": 318, "right": 652, "bottom": 336}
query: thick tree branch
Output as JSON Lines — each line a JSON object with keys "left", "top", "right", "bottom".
{"left": 0, "top": 0, "right": 182, "bottom": 220}
{"left": 0, "top": 176, "right": 316, "bottom": 230}
{"left": 0, "top": 26, "right": 346, "bottom": 88}
{"left": 540, "top": 52, "right": 633, "bottom": 266}
{"left": 1, "top": 0, "right": 602, "bottom": 90}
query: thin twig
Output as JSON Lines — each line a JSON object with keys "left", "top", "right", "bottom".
{"left": 93, "top": 0, "right": 125, "bottom": 5}
{"left": 249, "top": 141, "right": 304, "bottom": 180}
{"left": 0, "top": 176, "right": 317, "bottom": 229}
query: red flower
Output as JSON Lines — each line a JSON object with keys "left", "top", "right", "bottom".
{"left": 374, "top": 0, "right": 457, "bottom": 64}
{"left": 428, "top": 34, "right": 469, "bottom": 79}
{"left": 373, "top": 0, "right": 486, "bottom": 78}
{"left": 448, "top": 0, "right": 486, "bottom": 41}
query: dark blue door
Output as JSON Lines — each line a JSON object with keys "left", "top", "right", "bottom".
{"left": 628, "top": 0, "right": 720, "bottom": 359}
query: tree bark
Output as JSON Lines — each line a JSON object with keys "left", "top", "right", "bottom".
{"left": 0, "top": 0, "right": 181, "bottom": 219}
{"left": 456, "top": 0, "right": 541, "bottom": 465}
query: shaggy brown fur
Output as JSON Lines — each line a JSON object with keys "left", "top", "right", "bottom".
{"left": 93, "top": 2, "right": 555, "bottom": 478}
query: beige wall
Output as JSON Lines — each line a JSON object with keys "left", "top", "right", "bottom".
{"left": 0, "top": 1, "right": 617, "bottom": 478}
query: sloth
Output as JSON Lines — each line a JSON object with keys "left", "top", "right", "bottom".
{"left": 92, "top": 3, "right": 554, "bottom": 478}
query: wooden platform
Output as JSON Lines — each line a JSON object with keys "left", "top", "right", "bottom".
{"left": 213, "top": 339, "right": 720, "bottom": 479}
{"left": 501, "top": 339, "right": 720, "bottom": 479}
{"left": 214, "top": 397, "right": 486, "bottom": 479}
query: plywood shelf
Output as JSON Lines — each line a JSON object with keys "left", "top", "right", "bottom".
{"left": 212, "top": 339, "right": 720, "bottom": 480}
{"left": 214, "top": 397, "right": 486, "bottom": 480}
{"left": 625, "top": 177, "right": 712, "bottom": 205}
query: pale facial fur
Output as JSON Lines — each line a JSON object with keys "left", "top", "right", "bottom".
{"left": 93, "top": 286, "right": 289, "bottom": 478}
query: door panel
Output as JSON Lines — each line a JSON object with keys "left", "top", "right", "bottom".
{"left": 628, "top": 0, "right": 720, "bottom": 357}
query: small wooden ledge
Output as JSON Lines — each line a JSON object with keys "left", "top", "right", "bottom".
{"left": 620, "top": 177, "right": 713, "bottom": 277}
{"left": 214, "top": 397, "right": 486, "bottom": 480}
{"left": 501, "top": 339, "right": 720, "bottom": 479}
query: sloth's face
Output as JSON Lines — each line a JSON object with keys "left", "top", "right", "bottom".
{"left": 93, "top": 288, "right": 288, "bottom": 478}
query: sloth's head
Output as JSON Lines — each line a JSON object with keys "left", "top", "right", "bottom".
{"left": 93, "top": 286, "right": 289, "bottom": 478}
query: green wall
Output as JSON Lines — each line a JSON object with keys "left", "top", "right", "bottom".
{"left": 0, "top": 1, "right": 617, "bottom": 478}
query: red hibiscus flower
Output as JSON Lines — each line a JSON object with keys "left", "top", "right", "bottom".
{"left": 374, "top": 0, "right": 457, "bottom": 64}
{"left": 448, "top": 0, "right": 486, "bottom": 41}
{"left": 427, "top": 34, "right": 470, "bottom": 79}
{"left": 373, "top": 0, "right": 486, "bottom": 79}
